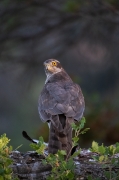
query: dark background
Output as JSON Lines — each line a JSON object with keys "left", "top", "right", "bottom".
{"left": 0, "top": 0, "right": 119, "bottom": 151}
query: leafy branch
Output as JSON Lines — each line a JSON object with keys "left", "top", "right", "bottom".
{"left": 90, "top": 141, "right": 119, "bottom": 180}
{"left": 0, "top": 134, "right": 18, "bottom": 180}
{"left": 71, "top": 117, "right": 90, "bottom": 147}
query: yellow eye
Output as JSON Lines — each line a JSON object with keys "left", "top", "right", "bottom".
{"left": 52, "top": 61, "right": 57, "bottom": 66}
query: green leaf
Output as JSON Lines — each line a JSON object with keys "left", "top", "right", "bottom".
{"left": 115, "top": 146, "right": 119, "bottom": 153}
{"left": 30, "top": 143, "right": 39, "bottom": 150}
{"left": 92, "top": 156, "right": 99, "bottom": 161}
{"left": 30, "top": 136, "right": 46, "bottom": 155}
{"left": 99, "top": 155, "right": 105, "bottom": 162}
{"left": 91, "top": 141, "right": 99, "bottom": 152}
{"left": 79, "top": 117, "right": 86, "bottom": 129}
{"left": 39, "top": 136, "right": 44, "bottom": 144}
{"left": 65, "top": 170, "right": 74, "bottom": 179}
{"left": 116, "top": 142, "right": 119, "bottom": 147}
{"left": 72, "top": 137, "right": 79, "bottom": 143}
{"left": 36, "top": 144, "right": 46, "bottom": 155}
{"left": 109, "top": 145, "right": 116, "bottom": 155}
{"left": 66, "top": 159, "right": 75, "bottom": 170}
{"left": 71, "top": 123, "right": 77, "bottom": 130}
{"left": 59, "top": 150, "right": 66, "bottom": 156}
{"left": 98, "top": 145, "right": 105, "bottom": 155}
{"left": 80, "top": 128, "right": 90, "bottom": 134}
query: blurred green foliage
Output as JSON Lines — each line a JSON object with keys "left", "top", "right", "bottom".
{"left": 0, "top": 134, "right": 17, "bottom": 180}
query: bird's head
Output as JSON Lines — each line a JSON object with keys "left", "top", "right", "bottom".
{"left": 44, "top": 59, "right": 62, "bottom": 76}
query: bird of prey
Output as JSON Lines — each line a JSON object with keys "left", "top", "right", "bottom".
{"left": 38, "top": 59, "right": 85, "bottom": 157}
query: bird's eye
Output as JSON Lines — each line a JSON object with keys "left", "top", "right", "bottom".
{"left": 52, "top": 61, "right": 57, "bottom": 66}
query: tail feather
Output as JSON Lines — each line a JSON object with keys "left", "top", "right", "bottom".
{"left": 48, "top": 114, "right": 73, "bottom": 157}
{"left": 48, "top": 122, "right": 61, "bottom": 154}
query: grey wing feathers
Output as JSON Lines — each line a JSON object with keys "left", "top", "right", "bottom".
{"left": 38, "top": 86, "right": 63, "bottom": 122}
{"left": 69, "top": 83, "right": 85, "bottom": 120}
{"left": 47, "top": 82, "right": 85, "bottom": 120}
{"left": 38, "top": 81, "right": 85, "bottom": 122}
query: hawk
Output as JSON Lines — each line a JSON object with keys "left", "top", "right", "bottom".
{"left": 38, "top": 59, "right": 85, "bottom": 157}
